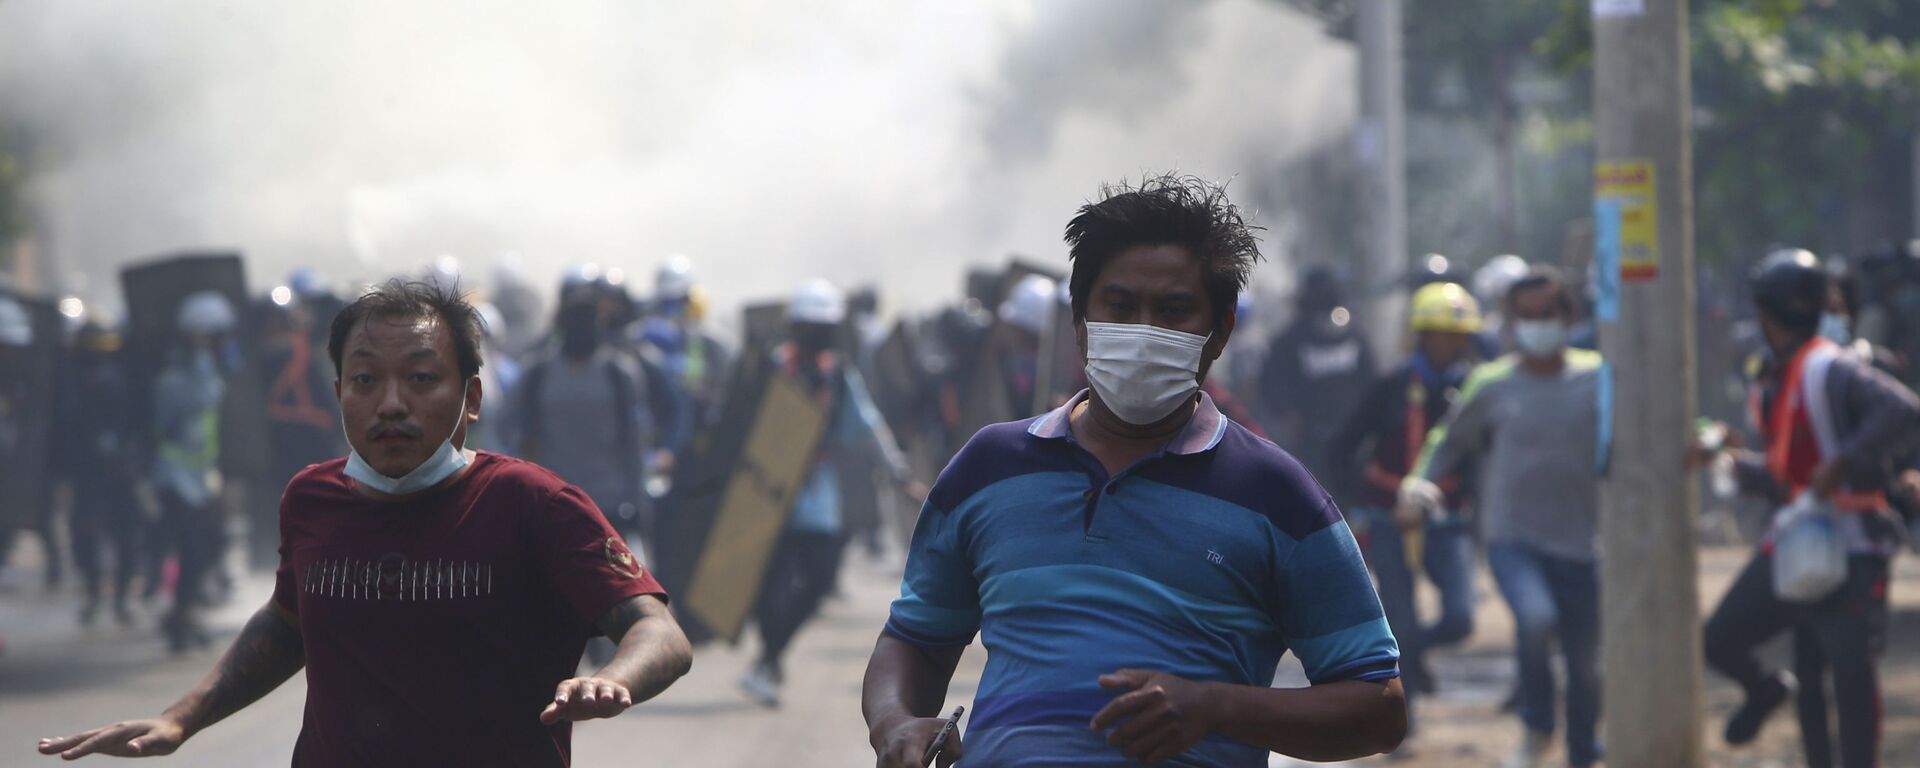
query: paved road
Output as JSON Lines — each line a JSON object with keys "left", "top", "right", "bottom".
{"left": 0, "top": 549, "right": 994, "bottom": 767}
{"left": 9, "top": 539, "right": 1919, "bottom": 767}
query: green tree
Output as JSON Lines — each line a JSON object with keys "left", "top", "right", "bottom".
{"left": 1283, "top": 0, "right": 1920, "bottom": 272}
{"left": 1546, "top": 0, "right": 1920, "bottom": 263}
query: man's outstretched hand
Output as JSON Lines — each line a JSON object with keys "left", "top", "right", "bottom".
{"left": 539, "top": 677, "right": 634, "bottom": 725}
{"left": 38, "top": 718, "right": 186, "bottom": 760}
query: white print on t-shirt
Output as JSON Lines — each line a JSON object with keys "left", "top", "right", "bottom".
{"left": 303, "top": 555, "right": 495, "bottom": 601}
{"left": 1300, "top": 340, "right": 1362, "bottom": 378}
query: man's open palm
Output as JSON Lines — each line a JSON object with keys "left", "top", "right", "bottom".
{"left": 38, "top": 718, "right": 186, "bottom": 760}
{"left": 539, "top": 677, "right": 634, "bottom": 724}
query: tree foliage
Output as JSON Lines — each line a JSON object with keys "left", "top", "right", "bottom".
{"left": 1280, "top": 0, "right": 1920, "bottom": 268}
{"left": 1544, "top": 0, "right": 1920, "bottom": 262}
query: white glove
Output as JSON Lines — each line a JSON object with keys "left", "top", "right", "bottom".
{"left": 1394, "top": 477, "right": 1444, "bottom": 528}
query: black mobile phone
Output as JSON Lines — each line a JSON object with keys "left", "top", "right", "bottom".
{"left": 921, "top": 705, "right": 966, "bottom": 767}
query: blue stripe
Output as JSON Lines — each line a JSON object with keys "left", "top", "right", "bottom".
{"left": 973, "top": 600, "right": 1263, "bottom": 697}
{"left": 980, "top": 564, "right": 1279, "bottom": 638}
{"left": 1288, "top": 616, "right": 1400, "bottom": 683}
{"left": 887, "top": 586, "right": 981, "bottom": 641}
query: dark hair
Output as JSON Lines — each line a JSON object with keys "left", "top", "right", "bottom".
{"left": 1507, "top": 266, "right": 1575, "bottom": 317}
{"left": 328, "top": 279, "right": 486, "bottom": 379}
{"left": 1064, "top": 173, "right": 1264, "bottom": 331}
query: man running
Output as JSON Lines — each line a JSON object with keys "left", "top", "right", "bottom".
{"left": 1400, "top": 266, "right": 1604, "bottom": 768}
{"left": 1700, "top": 249, "right": 1920, "bottom": 768}
{"left": 1328, "top": 280, "right": 1485, "bottom": 729}
{"left": 40, "top": 279, "right": 692, "bottom": 766}
{"left": 863, "top": 174, "right": 1406, "bottom": 767}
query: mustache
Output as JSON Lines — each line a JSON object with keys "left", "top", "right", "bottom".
{"left": 366, "top": 422, "right": 423, "bottom": 440}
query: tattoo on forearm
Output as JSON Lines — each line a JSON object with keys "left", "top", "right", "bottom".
{"left": 594, "top": 598, "right": 649, "bottom": 644}
{"left": 593, "top": 597, "right": 692, "bottom": 702}
{"left": 169, "top": 607, "right": 305, "bottom": 732}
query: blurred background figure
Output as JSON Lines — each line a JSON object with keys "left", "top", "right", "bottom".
{"left": 1257, "top": 264, "right": 1375, "bottom": 479}
{"left": 507, "top": 294, "right": 655, "bottom": 548}
{"left": 1329, "top": 279, "right": 1486, "bottom": 737}
{"left": 51, "top": 320, "right": 141, "bottom": 627}
{"left": 151, "top": 290, "right": 238, "bottom": 653}
{"left": 988, "top": 272, "right": 1056, "bottom": 417}
{"left": 257, "top": 273, "right": 343, "bottom": 508}
{"left": 740, "top": 278, "right": 912, "bottom": 708}
{"left": 1475, "top": 254, "right": 1529, "bottom": 354}
{"left": 641, "top": 254, "right": 733, "bottom": 441}
{"left": 0, "top": 296, "right": 47, "bottom": 589}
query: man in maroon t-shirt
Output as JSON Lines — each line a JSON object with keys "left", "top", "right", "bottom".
{"left": 41, "top": 279, "right": 693, "bottom": 766}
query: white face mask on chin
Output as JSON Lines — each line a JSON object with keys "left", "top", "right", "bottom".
{"left": 343, "top": 377, "right": 474, "bottom": 497}
{"left": 1083, "top": 321, "right": 1209, "bottom": 426}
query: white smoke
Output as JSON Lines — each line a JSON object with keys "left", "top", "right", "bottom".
{"left": 0, "top": 0, "right": 1353, "bottom": 329}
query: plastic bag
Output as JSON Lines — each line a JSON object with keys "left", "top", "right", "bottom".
{"left": 1772, "top": 493, "right": 1848, "bottom": 604}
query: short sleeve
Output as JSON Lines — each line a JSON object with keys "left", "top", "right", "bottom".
{"left": 883, "top": 498, "right": 981, "bottom": 648}
{"left": 1272, "top": 497, "right": 1400, "bottom": 685}
{"left": 528, "top": 484, "right": 668, "bottom": 625}
{"left": 271, "top": 486, "right": 300, "bottom": 616}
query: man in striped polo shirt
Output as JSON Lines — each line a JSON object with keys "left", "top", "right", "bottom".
{"left": 861, "top": 174, "right": 1407, "bottom": 767}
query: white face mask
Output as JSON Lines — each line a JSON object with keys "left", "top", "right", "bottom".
{"left": 1083, "top": 321, "right": 1209, "bottom": 426}
{"left": 343, "top": 377, "right": 474, "bottom": 497}
{"left": 1512, "top": 319, "right": 1567, "bottom": 358}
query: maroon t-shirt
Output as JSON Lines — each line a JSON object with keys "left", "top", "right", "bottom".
{"left": 271, "top": 451, "right": 665, "bottom": 767}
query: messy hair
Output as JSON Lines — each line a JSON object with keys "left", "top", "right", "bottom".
{"left": 328, "top": 278, "right": 486, "bottom": 379}
{"left": 1064, "top": 173, "right": 1264, "bottom": 331}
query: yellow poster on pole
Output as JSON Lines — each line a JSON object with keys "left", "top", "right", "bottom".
{"left": 1595, "top": 160, "right": 1658, "bottom": 281}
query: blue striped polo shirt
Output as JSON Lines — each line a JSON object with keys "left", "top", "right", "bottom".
{"left": 885, "top": 390, "right": 1398, "bottom": 767}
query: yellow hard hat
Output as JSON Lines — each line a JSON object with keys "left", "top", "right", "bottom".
{"left": 684, "top": 284, "right": 709, "bottom": 323}
{"left": 1408, "top": 281, "right": 1483, "bottom": 333}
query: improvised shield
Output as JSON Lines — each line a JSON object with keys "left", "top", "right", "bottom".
{"left": 655, "top": 301, "right": 833, "bottom": 644}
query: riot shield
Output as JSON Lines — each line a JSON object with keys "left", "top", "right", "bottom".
{"left": 0, "top": 292, "right": 61, "bottom": 531}
{"left": 655, "top": 301, "right": 833, "bottom": 644}
{"left": 121, "top": 253, "right": 278, "bottom": 568}
{"left": 120, "top": 252, "right": 271, "bottom": 477}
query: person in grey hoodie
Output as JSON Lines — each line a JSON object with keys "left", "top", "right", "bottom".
{"left": 1699, "top": 249, "right": 1920, "bottom": 768}
{"left": 1399, "top": 266, "right": 1603, "bottom": 768}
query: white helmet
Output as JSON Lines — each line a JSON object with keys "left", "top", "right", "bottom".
{"left": 0, "top": 296, "right": 32, "bottom": 347}
{"left": 788, "top": 278, "right": 846, "bottom": 325}
{"left": 997, "top": 274, "right": 1057, "bottom": 336}
{"left": 474, "top": 301, "right": 506, "bottom": 341}
{"left": 424, "top": 254, "right": 462, "bottom": 287}
{"left": 177, "top": 290, "right": 237, "bottom": 335}
{"left": 656, "top": 254, "right": 695, "bottom": 300}
{"left": 1474, "top": 254, "right": 1529, "bottom": 305}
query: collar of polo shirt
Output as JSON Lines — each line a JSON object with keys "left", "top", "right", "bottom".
{"left": 1028, "top": 388, "right": 1228, "bottom": 456}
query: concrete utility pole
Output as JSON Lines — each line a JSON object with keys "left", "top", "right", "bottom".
{"left": 1354, "top": 0, "right": 1406, "bottom": 348}
{"left": 1593, "top": 1, "right": 1702, "bottom": 765}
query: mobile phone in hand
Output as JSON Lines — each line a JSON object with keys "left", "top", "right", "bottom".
{"left": 921, "top": 705, "right": 965, "bottom": 767}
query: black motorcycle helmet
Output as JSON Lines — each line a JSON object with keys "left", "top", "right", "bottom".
{"left": 1749, "top": 248, "right": 1826, "bottom": 334}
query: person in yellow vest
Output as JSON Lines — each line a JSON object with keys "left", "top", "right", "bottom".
{"left": 1698, "top": 249, "right": 1920, "bottom": 768}
{"left": 1327, "top": 280, "right": 1484, "bottom": 736}
{"left": 151, "top": 291, "right": 239, "bottom": 653}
